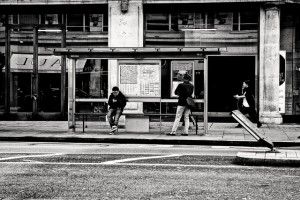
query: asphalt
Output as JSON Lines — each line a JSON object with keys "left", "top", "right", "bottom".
{"left": 0, "top": 121, "right": 300, "bottom": 166}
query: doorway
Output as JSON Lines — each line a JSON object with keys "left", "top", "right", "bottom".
{"left": 208, "top": 56, "right": 256, "bottom": 113}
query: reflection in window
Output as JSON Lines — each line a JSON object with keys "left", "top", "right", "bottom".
{"left": 233, "top": 12, "right": 258, "bottom": 31}
{"left": 76, "top": 59, "right": 108, "bottom": 113}
{"left": 146, "top": 13, "right": 215, "bottom": 31}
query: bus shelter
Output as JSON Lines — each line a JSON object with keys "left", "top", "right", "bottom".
{"left": 53, "top": 47, "right": 226, "bottom": 135}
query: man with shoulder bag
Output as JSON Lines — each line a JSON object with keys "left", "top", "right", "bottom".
{"left": 168, "top": 74, "right": 194, "bottom": 136}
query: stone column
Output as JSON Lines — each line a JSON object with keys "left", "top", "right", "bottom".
{"left": 108, "top": 0, "right": 143, "bottom": 48}
{"left": 259, "top": 3, "right": 283, "bottom": 124}
{"left": 108, "top": 0, "right": 144, "bottom": 114}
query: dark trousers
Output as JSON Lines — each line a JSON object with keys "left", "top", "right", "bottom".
{"left": 240, "top": 106, "right": 260, "bottom": 125}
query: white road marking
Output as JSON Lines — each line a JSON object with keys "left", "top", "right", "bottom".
{"left": 0, "top": 161, "right": 275, "bottom": 169}
{"left": 0, "top": 153, "right": 63, "bottom": 161}
{"left": 101, "top": 154, "right": 181, "bottom": 164}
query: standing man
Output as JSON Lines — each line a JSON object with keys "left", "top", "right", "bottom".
{"left": 168, "top": 74, "right": 194, "bottom": 136}
{"left": 107, "top": 86, "right": 127, "bottom": 135}
{"left": 234, "top": 80, "right": 262, "bottom": 128}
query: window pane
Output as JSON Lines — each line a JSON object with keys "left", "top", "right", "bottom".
{"left": 41, "top": 14, "right": 59, "bottom": 25}
{"left": 0, "top": 70, "right": 4, "bottom": 112}
{"left": 67, "top": 14, "right": 83, "bottom": 32}
{"left": 240, "top": 24, "right": 258, "bottom": 31}
{"left": 38, "top": 74, "right": 61, "bottom": 112}
{"left": 75, "top": 59, "right": 108, "bottom": 113}
{"left": 89, "top": 14, "right": 103, "bottom": 32}
{"left": 19, "top": 15, "right": 39, "bottom": 24}
{"left": 14, "top": 73, "right": 33, "bottom": 112}
{"left": 207, "top": 13, "right": 215, "bottom": 29}
{"left": 146, "top": 14, "right": 169, "bottom": 31}
{"left": 240, "top": 12, "right": 257, "bottom": 24}
{"left": 233, "top": 12, "right": 239, "bottom": 23}
{"left": 178, "top": 13, "right": 194, "bottom": 30}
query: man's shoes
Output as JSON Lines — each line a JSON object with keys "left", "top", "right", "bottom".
{"left": 109, "top": 130, "right": 115, "bottom": 135}
{"left": 109, "top": 126, "right": 118, "bottom": 135}
{"left": 167, "top": 132, "right": 176, "bottom": 136}
{"left": 235, "top": 124, "right": 243, "bottom": 128}
{"left": 181, "top": 133, "right": 188, "bottom": 136}
{"left": 111, "top": 126, "right": 118, "bottom": 132}
{"left": 257, "top": 122, "right": 262, "bottom": 128}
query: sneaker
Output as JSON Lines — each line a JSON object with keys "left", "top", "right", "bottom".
{"left": 181, "top": 133, "right": 188, "bottom": 136}
{"left": 167, "top": 132, "right": 176, "bottom": 136}
{"left": 111, "top": 126, "right": 118, "bottom": 132}
{"left": 109, "top": 130, "right": 115, "bottom": 135}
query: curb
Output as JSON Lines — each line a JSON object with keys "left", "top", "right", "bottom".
{"left": 235, "top": 150, "right": 300, "bottom": 166}
{"left": 1, "top": 136, "right": 300, "bottom": 148}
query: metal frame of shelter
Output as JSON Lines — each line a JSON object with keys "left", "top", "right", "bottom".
{"left": 53, "top": 47, "right": 227, "bottom": 134}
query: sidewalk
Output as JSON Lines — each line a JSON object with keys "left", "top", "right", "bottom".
{"left": 0, "top": 121, "right": 300, "bottom": 165}
{"left": 0, "top": 121, "right": 300, "bottom": 146}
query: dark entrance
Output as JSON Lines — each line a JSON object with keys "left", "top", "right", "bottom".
{"left": 208, "top": 56, "right": 255, "bottom": 113}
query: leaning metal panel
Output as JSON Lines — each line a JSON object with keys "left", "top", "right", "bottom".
{"left": 230, "top": 110, "right": 274, "bottom": 150}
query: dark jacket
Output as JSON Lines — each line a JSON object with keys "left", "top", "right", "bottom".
{"left": 108, "top": 91, "right": 127, "bottom": 110}
{"left": 175, "top": 81, "right": 194, "bottom": 106}
{"left": 243, "top": 87, "right": 255, "bottom": 108}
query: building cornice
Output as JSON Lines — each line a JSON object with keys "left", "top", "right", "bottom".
{"left": 0, "top": 0, "right": 291, "bottom": 6}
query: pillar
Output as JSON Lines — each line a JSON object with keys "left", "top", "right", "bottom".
{"left": 259, "top": 3, "right": 283, "bottom": 124}
{"left": 108, "top": 0, "right": 144, "bottom": 113}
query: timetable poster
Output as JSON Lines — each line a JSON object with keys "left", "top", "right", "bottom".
{"left": 171, "top": 61, "right": 194, "bottom": 97}
{"left": 119, "top": 62, "right": 160, "bottom": 97}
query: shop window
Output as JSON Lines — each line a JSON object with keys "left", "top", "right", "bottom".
{"left": 0, "top": 53, "right": 4, "bottom": 112}
{"left": 75, "top": 59, "right": 108, "bottom": 113}
{"left": 11, "top": 73, "right": 33, "bottom": 112}
{"left": 233, "top": 12, "right": 258, "bottom": 31}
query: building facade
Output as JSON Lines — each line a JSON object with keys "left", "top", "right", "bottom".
{"left": 0, "top": 0, "right": 299, "bottom": 124}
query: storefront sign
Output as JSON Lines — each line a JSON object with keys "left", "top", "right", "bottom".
{"left": 4, "top": 54, "right": 85, "bottom": 73}
{"left": 119, "top": 61, "right": 160, "bottom": 97}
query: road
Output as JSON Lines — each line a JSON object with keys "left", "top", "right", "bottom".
{"left": 0, "top": 142, "right": 299, "bottom": 199}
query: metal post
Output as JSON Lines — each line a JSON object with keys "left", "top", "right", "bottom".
{"left": 4, "top": 17, "right": 10, "bottom": 115}
{"left": 68, "top": 58, "right": 76, "bottom": 132}
{"left": 204, "top": 57, "right": 208, "bottom": 135}
{"left": 32, "top": 26, "right": 39, "bottom": 119}
{"left": 61, "top": 14, "right": 67, "bottom": 117}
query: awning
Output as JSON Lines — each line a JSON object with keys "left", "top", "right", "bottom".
{"left": 2, "top": 54, "right": 86, "bottom": 73}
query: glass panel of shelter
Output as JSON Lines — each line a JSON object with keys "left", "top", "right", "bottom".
{"left": 74, "top": 59, "right": 204, "bottom": 133}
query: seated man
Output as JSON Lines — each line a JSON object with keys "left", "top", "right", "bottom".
{"left": 107, "top": 86, "right": 127, "bottom": 135}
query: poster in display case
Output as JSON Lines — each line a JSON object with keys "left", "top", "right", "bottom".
{"left": 171, "top": 60, "right": 194, "bottom": 97}
{"left": 118, "top": 61, "right": 161, "bottom": 97}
